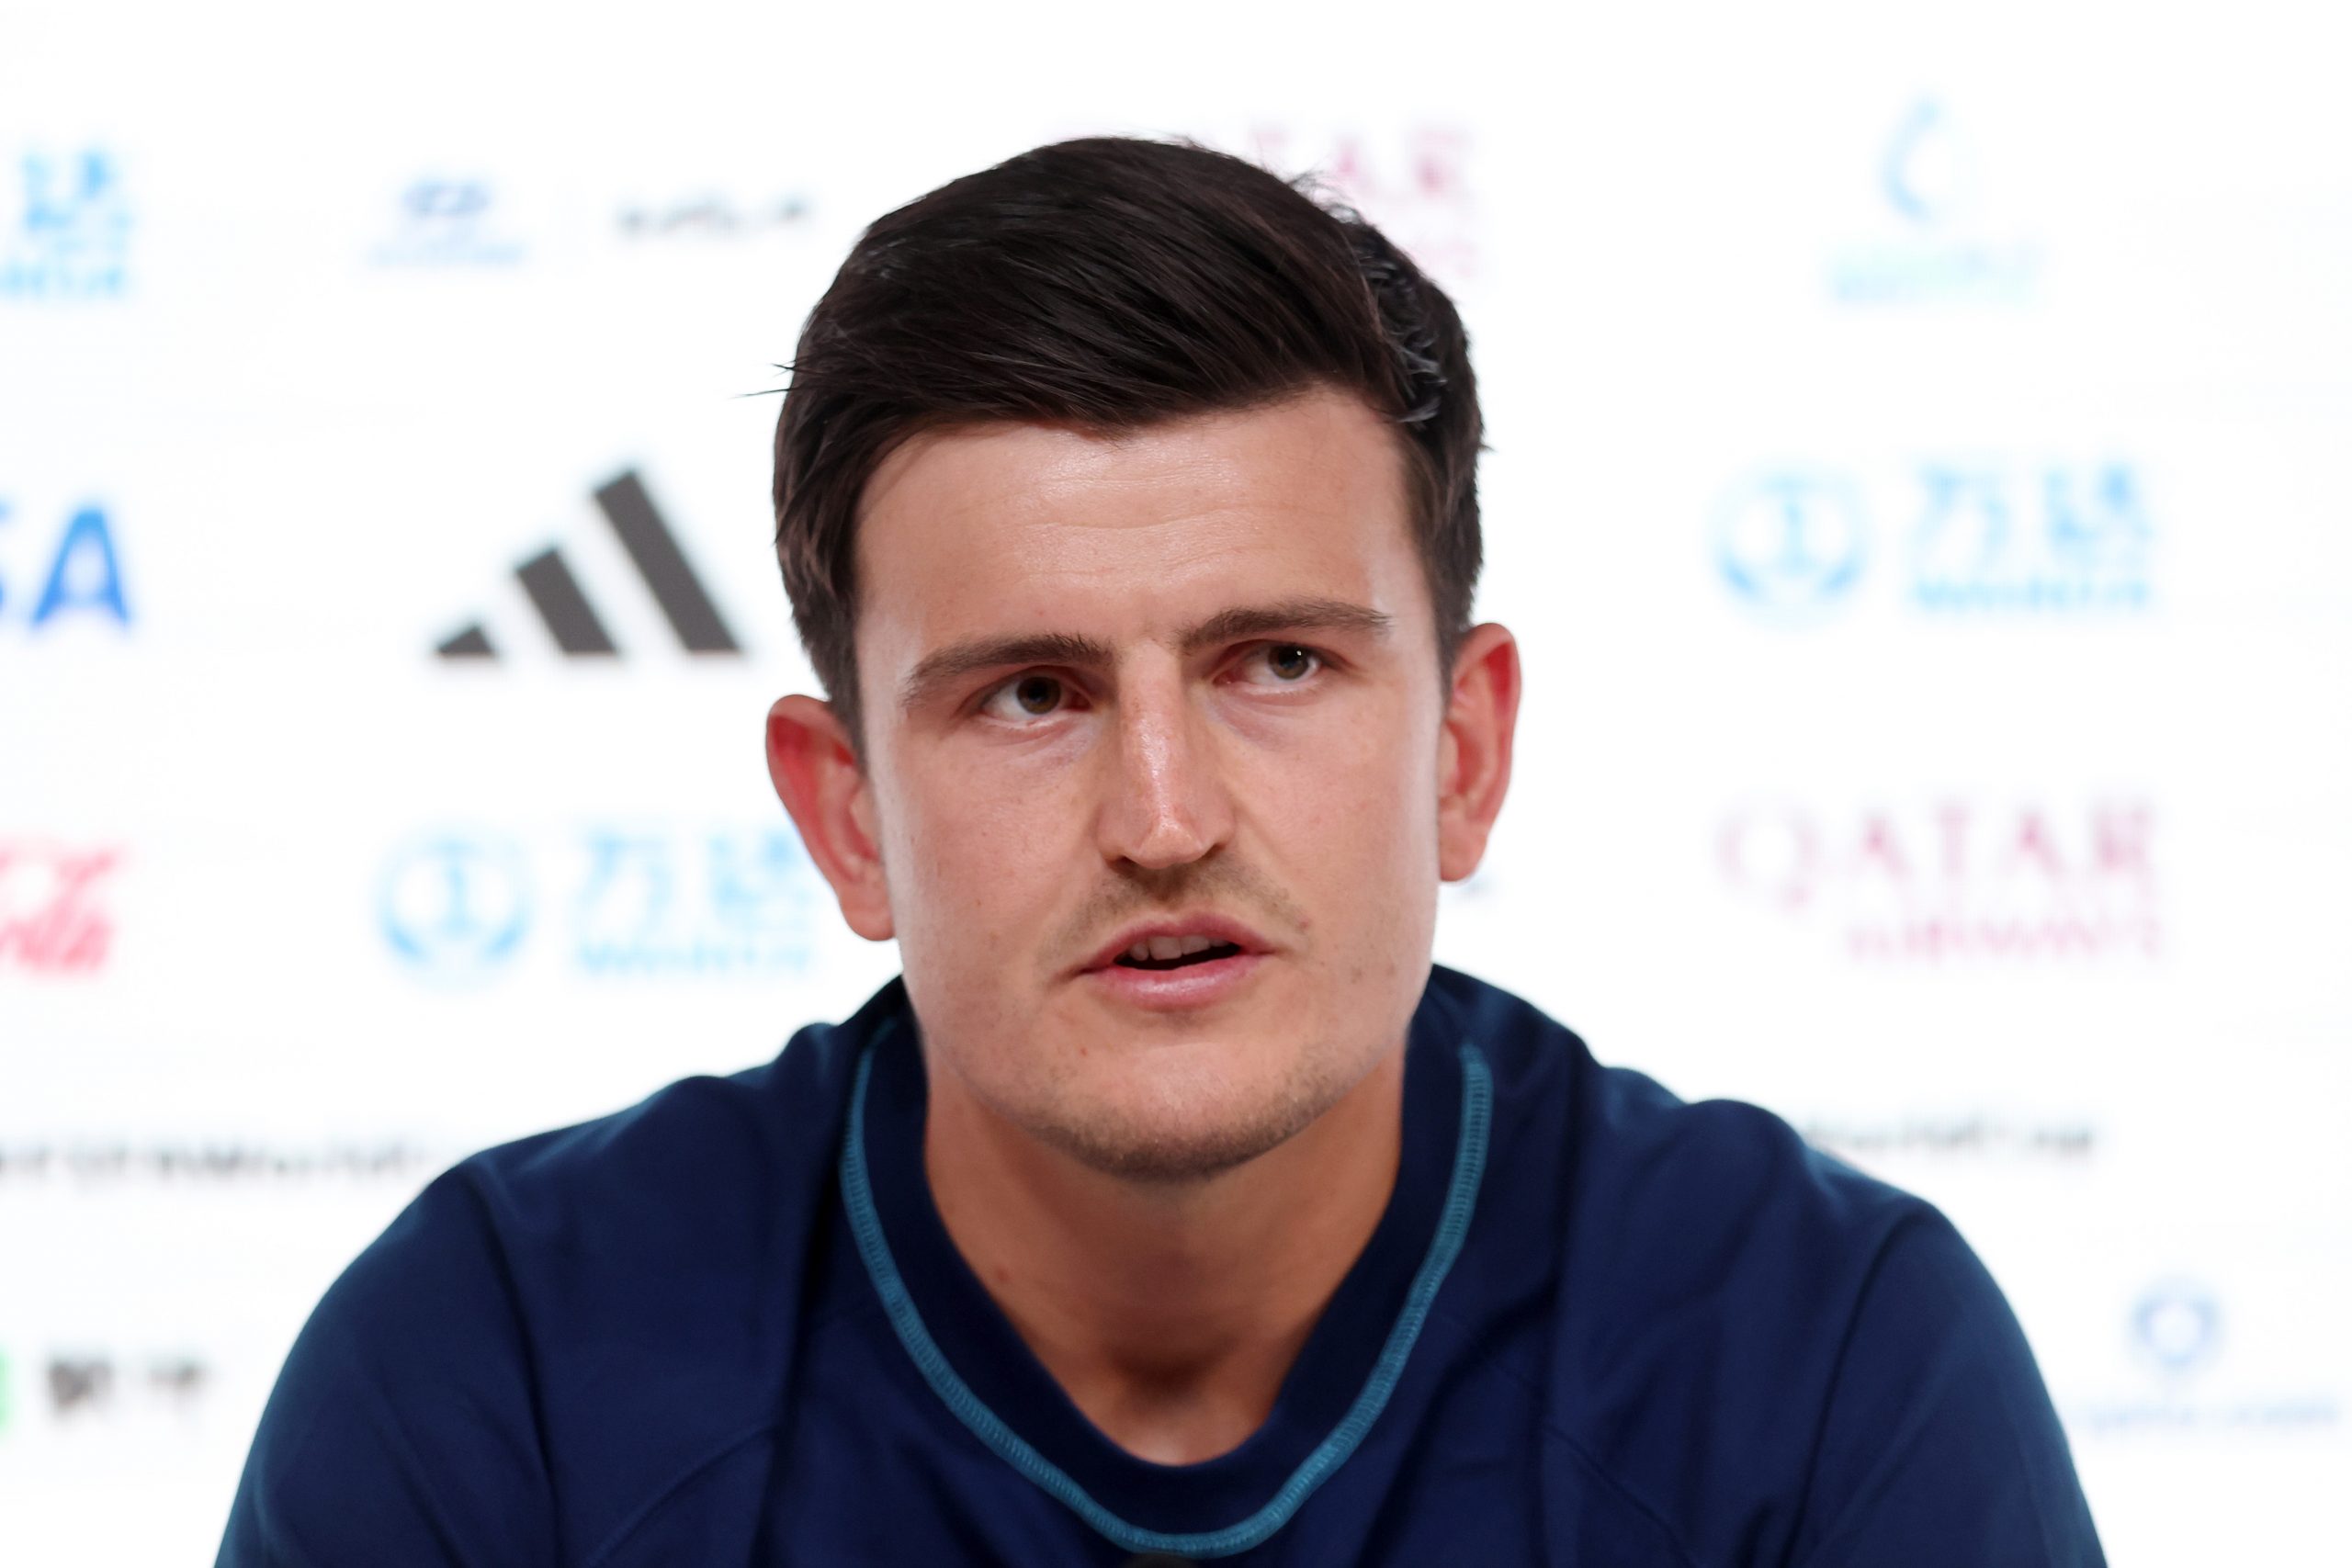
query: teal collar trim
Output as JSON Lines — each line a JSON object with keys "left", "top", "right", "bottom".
{"left": 838, "top": 1026, "right": 1494, "bottom": 1560}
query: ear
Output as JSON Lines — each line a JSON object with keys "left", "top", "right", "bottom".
{"left": 1435, "top": 623, "right": 1521, "bottom": 883}
{"left": 765, "top": 694, "right": 895, "bottom": 942}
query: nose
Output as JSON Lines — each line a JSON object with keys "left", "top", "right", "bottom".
{"left": 1095, "top": 661, "right": 1234, "bottom": 873}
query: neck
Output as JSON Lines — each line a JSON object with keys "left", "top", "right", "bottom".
{"left": 922, "top": 1049, "right": 1406, "bottom": 1466}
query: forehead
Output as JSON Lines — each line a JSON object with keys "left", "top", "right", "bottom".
{"left": 851, "top": 389, "right": 1425, "bottom": 675}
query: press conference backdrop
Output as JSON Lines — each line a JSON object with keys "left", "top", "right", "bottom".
{"left": 5, "top": 0, "right": 2347, "bottom": 1560}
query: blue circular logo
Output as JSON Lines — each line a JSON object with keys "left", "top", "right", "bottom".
{"left": 379, "top": 833, "right": 529, "bottom": 978}
{"left": 2132, "top": 1280, "right": 2222, "bottom": 1377}
{"left": 1882, "top": 100, "right": 1978, "bottom": 226}
{"left": 1715, "top": 472, "right": 1867, "bottom": 617}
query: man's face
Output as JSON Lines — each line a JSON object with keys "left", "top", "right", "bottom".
{"left": 846, "top": 388, "right": 1453, "bottom": 1179}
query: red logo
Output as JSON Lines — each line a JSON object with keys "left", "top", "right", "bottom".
{"left": 1246, "top": 123, "right": 1478, "bottom": 284}
{"left": 1719, "top": 800, "right": 2158, "bottom": 962}
{"left": 0, "top": 842, "right": 118, "bottom": 974}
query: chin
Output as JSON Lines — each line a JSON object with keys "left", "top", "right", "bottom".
{"left": 1022, "top": 1042, "right": 1344, "bottom": 1185}
{"left": 1035, "top": 1102, "right": 1308, "bottom": 1184}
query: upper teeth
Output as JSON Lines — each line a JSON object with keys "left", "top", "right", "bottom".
{"left": 1127, "top": 934, "right": 1226, "bottom": 962}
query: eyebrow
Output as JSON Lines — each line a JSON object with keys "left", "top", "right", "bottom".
{"left": 898, "top": 595, "right": 1395, "bottom": 714}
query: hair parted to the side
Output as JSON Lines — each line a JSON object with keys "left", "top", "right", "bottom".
{"left": 772, "top": 135, "right": 1482, "bottom": 751}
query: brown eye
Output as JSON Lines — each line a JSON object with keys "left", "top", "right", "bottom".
{"left": 979, "top": 672, "right": 1073, "bottom": 723}
{"left": 1266, "top": 645, "right": 1316, "bottom": 680}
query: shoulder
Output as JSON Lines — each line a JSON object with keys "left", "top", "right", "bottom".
{"left": 451, "top": 993, "right": 868, "bottom": 1273}
{"left": 223, "top": 984, "right": 899, "bottom": 1567}
{"left": 414, "top": 984, "right": 888, "bottom": 1416}
{"left": 1430, "top": 963, "right": 1928, "bottom": 1303}
{"left": 1433, "top": 969, "right": 1924, "bottom": 1451}
{"left": 1429, "top": 966, "right": 2096, "bottom": 1563}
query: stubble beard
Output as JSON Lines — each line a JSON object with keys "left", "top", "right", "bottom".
{"left": 1007, "top": 1038, "right": 1366, "bottom": 1187}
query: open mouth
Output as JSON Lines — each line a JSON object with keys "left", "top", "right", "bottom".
{"left": 1112, "top": 938, "right": 1244, "bottom": 972}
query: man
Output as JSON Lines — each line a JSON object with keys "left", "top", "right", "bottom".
{"left": 220, "top": 138, "right": 2104, "bottom": 1564}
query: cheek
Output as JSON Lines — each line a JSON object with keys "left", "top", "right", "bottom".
{"left": 878, "top": 749, "right": 1080, "bottom": 954}
{"left": 1247, "top": 700, "right": 1439, "bottom": 908}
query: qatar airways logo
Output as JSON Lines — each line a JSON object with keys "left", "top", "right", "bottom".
{"left": 1718, "top": 798, "right": 2159, "bottom": 963}
{"left": 0, "top": 841, "right": 118, "bottom": 975}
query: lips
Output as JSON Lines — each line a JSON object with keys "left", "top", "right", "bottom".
{"left": 1076, "top": 915, "right": 1272, "bottom": 1013}
{"left": 1078, "top": 915, "right": 1272, "bottom": 976}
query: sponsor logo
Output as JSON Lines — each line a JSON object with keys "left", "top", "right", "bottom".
{"left": 0, "top": 1347, "right": 217, "bottom": 1448}
{"left": 617, "top": 189, "right": 812, "bottom": 239}
{"left": 0, "top": 1138, "right": 442, "bottom": 1185}
{"left": 1718, "top": 798, "right": 2159, "bottom": 963}
{"left": 1825, "top": 100, "right": 2040, "bottom": 306}
{"left": 2072, "top": 1280, "right": 2341, "bottom": 1436}
{"left": 379, "top": 832, "right": 529, "bottom": 977}
{"left": 1716, "top": 460, "right": 2152, "bottom": 619}
{"left": 1244, "top": 123, "right": 1477, "bottom": 283}
{"left": 569, "top": 828, "right": 820, "bottom": 976}
{"left": 1801, "top": 1113, "right": 2097, "bottom": 1164}
{"left": 1, "top": 501, "right": 132, "bottom": 631}
{"left": 0, "top": 841, "right": 119, "bottom": 975}
{"left": 371, "top": 176, "right": 525, "bottom": 266}
{"left": 435, "top": 469, "right": 741, "bottom": 660}
{"left": 1, "top": 149, "right": 130, "bottom": 299}
{"left": 2132, "top": 1280, "right": 2223, "bottom": 1376}
{"left": 382, "top": 824, "right": 821, "bottom": 981}
{"left": 32, "top": 1350, "right": 207, "bottom": 1421}
{"left": 1713, "top": 472, "right": 1866, "bottom": 617}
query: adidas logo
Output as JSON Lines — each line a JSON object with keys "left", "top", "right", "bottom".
{"left": 435, "top": 470, "right": 742, "bottom": 660}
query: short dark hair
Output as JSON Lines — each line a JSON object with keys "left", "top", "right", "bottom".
{"left": 772, "top": 135, "right": 1482, "bottom": 750}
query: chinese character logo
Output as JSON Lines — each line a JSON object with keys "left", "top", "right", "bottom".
{"left": 2, "top": 150, "right": 130, "bottom": 300}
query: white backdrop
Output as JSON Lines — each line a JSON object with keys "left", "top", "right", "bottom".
{"left": 4, "top": 1, "right": 2347, "bottom": 1561}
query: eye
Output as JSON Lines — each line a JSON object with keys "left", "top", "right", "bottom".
{"left": 979, "top": 672, "right": 1070, "bottom": 721}
{"left": 1238, "top": 644, "right": 1323, "bottom": 685}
